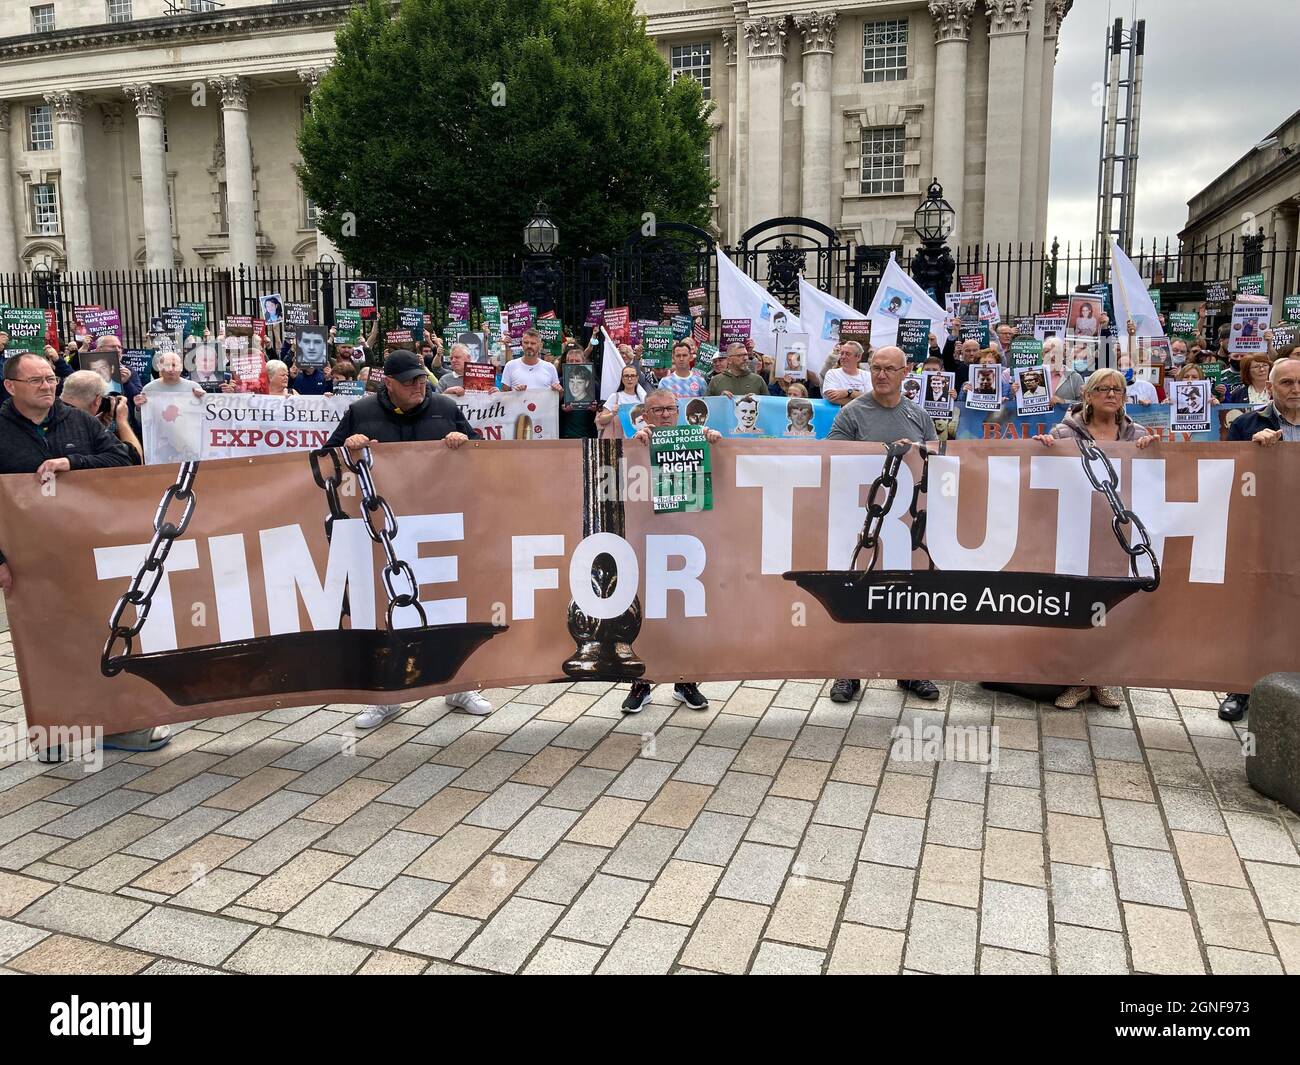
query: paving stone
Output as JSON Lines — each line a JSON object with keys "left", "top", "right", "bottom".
{"left": 795, "top": 824, "right": 862, "bottom": 883}
{"left": 673, "top": 745, "right": 737, "bottom": 786}
{"left": 605, "top": 758, "right": 675, "bottom": 802}
{"left": 790, "top": 725, "right": 846, "bottom": 763}
{"left": 704, "top": 771, "right": 771, "bottom": 816}
{"left": 1244, "top": 862, "right": 1300, "bottom": 924}
{"left": 812, "top": 781, "right": 875, "bottom": 830}
{"left": 237, "top": 849, "right": 350, "bottom": 912}
{"left": 516, "top": 843, "right": 608, "bottom": 905}
{"left": 843, "top": 862, "right": 915, "bottom": 930}
{"left": 1096, "top": 760, "right": 1155, "bottom": 802}
{"left": 359, "top": 743, "right": 438, "bottom": 784}
{"left": 333, "top": 876, "right": 448, "bottom": 947}
{"left": 376, "top": 764, "right": 463, "bottom": 809}
{"left": 1158, "top": 786, "right": 1227, "bottom": 835}
{"left": 510, "top": 745, "right": 584, "bottom": 787}
{"left": 747, "top": 796, "right": 814, "bottom": 848}
{"left": 980, "top": 880, "right": 1049, "bottom": 954}
{"left": 1101, "top": 798, "right": 1170, "bottom": 851}
{"left": 0, "top": 870, "right": 56, "bottom": 917}
{"left": 218, "top": 790, "right": 318, "bottom": 841}
{"left": 753, "top": 706, "right": 808, "bottom": 742}
{"left": 17, "top": 884, "right": 149, "bottom": 941}
{"left": 395, "top": 911, "right": 481, "bottom": 959}
{"left": 862, "top": 814, "right": 925, "bottom": 869}
{"left": 602, "top": 823, "right": 683, "bottom": 881}
{"left": 0, "top": 832, "right": 64, "bottom": 871}
{"left": 127, "top": 752, "right": 228, "bottom": 795}
{"left": 496, "top": 805, "right": 581, "bottom": 860}
{"left": 543, "top": 766, "right": 617, "bottom": 811}
{"left": 750, "top": 941, "right": 824, "bottom": 975}
{"left": 435, "top": 854, "right": 534, "bottom": 920}
{"left": 523, "top": 937, "right": 605, "bottom": 975}
{"left": 904, "top": 900, "right": 977, "bottom": 975}
{"left": 170, "top": 869, "right": 261, "bottom": 913}
{"left": 925, "top": 798, "right": 984, "bottom": 850}
{"left": 675, "top": 812, "right": 749, "bottom": 866}
{"left": 1147, "top": 750, "right": 1210, "bottom": 790}
{"left": 403, "top": 824, "right": 499, "bottom": 884}
{"left": 565, "top": 796, "right": 645, "bottom": 849}
{"left": 8, "top": 934, "right": 153, "bottom": 975}
{"left": 39, "top": 760, "right": 151, "bottom": 805}
{"left": 679, "top": 898, "right": 767, "bottom": 974}
{"left": 983, "top": 827, "right": 1045, "bottom": 887}
{"left": 455, "top": 897, "right": 563, "bottom": 974}
{"left": 916, "top": 844, "right": 981, "bottom": 908}
{"left": 461, "top": 782, "right": 547, "bottom": 831}
{"left": 553, "top": 873, "right": 649, "bottom": 946}
{"left": 134, "top": 773, "right": 239, "bottom": 820}
{"left": 1087, "top": 724, "right": 1142, "bottom": 763}
{"left": 597, "top": 917, "right": 690, "bottom": 975}
{"left": 1046, "top": 812, "right": 1109, "bottom": 869}
{"left": 1206, "top": 946, "right": 1283, "bottom": 975}
{"left": 766, "top": 877, "right": 844, "bottom": 950}
{"left": 0, "top": 919, "right": 48, "bottom": 965}
{"left": 933, "top": 761, "right": 989, "bottom": 804}
{"left": 980, "top": 947, "right": 1052, "bottom": 974}
{"left": 130, "top": 834, "right": 248, "bottom": 895}
{"left": 1053, "top": 924, "right": 1129, "bottom": 974}
{"left": 1267, "top": 922, "right": 1300, "bottom": 975}
{"left": 827, "top": 923, "right": 905, "bottom": 974}
{"left": 1222, "top": 812, "right": 1300, "bottom": 866}
{"left": 68, "top": 854, "right": 155, "bottom": 893}
{"left": 285, "top": 753, "right": 374, "bottom": 797}
{"left": 315, "top": 802, "right": 409, "bottom": 857}
{"left": 116, "top": 907, "right": 255, "bottom": 966}
{"left": 226, "top": 927, "right": 370, "bottom": 975}
{"left": 1171, "top": 830, "right": 1248, "bottom": 889}
{"left": 641, "top": 782, "right": 713, "bottom": 831}
{"left": 640, "top": 725, "right": 700, "bottom": 764}
{"left": 221, "top": 819, "right": 329, "bottom": 876}
{"left": 40, "top": 790, "right": 149, "bottom": 841}
{"left": 1124, "top": 903, "right": 1205, "bottom": 975}
{"left": 1049, "top": 862, "right": 1122, "bottom": 931}
{"left": 495, "top": 720, "right": 569, "bottom": 756}
{"left": 1187, "top": 882, "right": 1273, "bottom": 953}
{"left": 716, "top": 842, "right": 794, "bottom": 905}
{"left": 277, "top": 881, "right": 374, "bottom": 936}
{"left": 987, "top": 747, "right": 1040, "bottom": 789}
{"left": 636, "top": 859, "right": 721, "bottom": 927}
{"left": 1043, "top": 772, "right": 1101, "bottom": 819}
{"left": 204, "top": 768, "right": 301, "bottom": 813}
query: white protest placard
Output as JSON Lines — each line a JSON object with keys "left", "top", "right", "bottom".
{"left": 1228, "top": 302, "right": 1271, "bottom": 354}
{"left": 1169, "top": 379, "right": 1211, "bottom": 433}
{"left": 453, "top": 389, "right": 559, "bottom": 440}
{"left": 1015, "top": 366, "right": 1052, "bottom": 416}
{"left": 966, "top": 364, "right": 1003, "bottom": 411}
{"left": 142, "top": 392, "right": 360, "bottom": 464}
{"left": 920, "top": 371, "right": 955, "bottom": 418}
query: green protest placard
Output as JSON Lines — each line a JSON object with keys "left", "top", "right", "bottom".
{"left": 1200, "top": 361, "right": 1223, "bottom": 384}
{"left": 399, "top": 308, "right": 425, "bottom": 342}
{"left": 960, "top": 321, "right": 990, "bottom": 347}
{"left": 536, "top": 318, "right": 564, "bottom": 359}
{"left": 443, "top": 319, "right": 468, "bottom": 352}
{"left": 1009, "top": 336, "right": 1043, "bottom": 370}
{"left": 695, "top": 342, "right": 719, "bottom": 374}
{"left": 1283, "top": 295, "right": 1300, "bottom": 323}
{"left": 1147, "top": 288, "right": 1162, "bottom": 312}
{"left": 334, "top": 309, "right": 362, "bottom": 345}
{"left": 650, "top": 425, "right": 712, "bottom": 514}
{"left": 642, "top": 325, "right": 674, "bottom": 369}
{"left": 1168, "top": 311, "right": 1199, "bottom": 343}
{"left": 0, "top": 307, "right": 49, "bottom": 354}
{"left": 896, "top": 318, "right": 930, "bottom": 363}
{"left": 1236, "top": 273, "right": 1266, "bottom": 297}
{"left": 178, "top": 302, "right": 207, "bottom": 337}
{"left": 480, "top": 296, "right": 501, "bottom": 328}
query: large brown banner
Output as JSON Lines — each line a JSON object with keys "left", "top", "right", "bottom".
{"left": 0, "top": 439, "right": 1294, "bottom": 735}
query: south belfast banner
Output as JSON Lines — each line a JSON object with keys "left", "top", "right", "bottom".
{"left": 0, "top": 439, "right": 1293, "bottom": 737}
{"left": 619, "top": 394, "right": 839, "bottom": 439}
{"left": 143, "top": 392, "right": 359, "bottom": 463}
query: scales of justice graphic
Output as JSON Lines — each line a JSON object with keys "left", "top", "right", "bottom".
{"left": 100, "top": 438, "right": 1160, "bottom": 703}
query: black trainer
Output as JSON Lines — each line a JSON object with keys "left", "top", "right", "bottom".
{"left": 899, "top": 679, "right": 940, "bottom": 701}
{"left": 622, "top": 681, "right": 653, "bottom": 714}
{"left": 674, "top": 683, "right": 708, "bottom": 711}
{"left": 830, "top": 678, "right": 860, "bottom": 703}
{"left": 1218, "top": 693, "right": 1248, "bottom": 722}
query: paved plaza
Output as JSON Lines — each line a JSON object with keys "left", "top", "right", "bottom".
{"left": 1, "top": 604, "right": 1297, "bottom": 975}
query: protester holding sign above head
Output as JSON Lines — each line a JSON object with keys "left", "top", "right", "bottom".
{"left": 620, "top": 388, "right": 721, "bottom": 715}
{"left": 826, "top": 346, "right": 940, "bottom": 705}
{"left": 324, "top": 349, "right": 491, "bottom": 728}
{"left": 706, "top": 342, "right": 768, "bottom": 398}
{"left": 502, "top": 328, "right": 563, "bottom": 393}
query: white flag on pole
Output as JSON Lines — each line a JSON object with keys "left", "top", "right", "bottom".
{"left": 598, "top": 327, "right": 624, "bottom": 401}
{"left": 797, "top": 274, "right": 867, "bottom": 374}
{"left": 1109, "top": 240, "right": 1165, "bottom": 338}
{"left": 866, "top": 254, "right": 949, "bottom": 348}
{"left": 715, "top": 248, "right": 801, "bottom": 357}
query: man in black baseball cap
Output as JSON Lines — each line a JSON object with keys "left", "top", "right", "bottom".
{"left": 327, "top": 349, "right": 478, "bottom": 451}
{"left": 325, "top": 349, "right": 493, "bottom": 728}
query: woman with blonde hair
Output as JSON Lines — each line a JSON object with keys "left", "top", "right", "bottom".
{"left": 1034, "top": 367, "right": 1158, "bottom": 710}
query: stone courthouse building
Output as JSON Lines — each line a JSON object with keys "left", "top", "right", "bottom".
{"left": 0, "top": 0, "right": 1070, "bottom": 273}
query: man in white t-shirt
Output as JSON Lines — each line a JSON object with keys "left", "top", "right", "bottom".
{"left": 501, "top": 328, "right": 564, "bottom": 394}
{"left": 821, "top": 342, "right": 872, "bottom": 405}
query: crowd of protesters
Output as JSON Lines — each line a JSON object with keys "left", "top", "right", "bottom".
{"left": 1, "top": 288, "right": 1296, "bottom": 742}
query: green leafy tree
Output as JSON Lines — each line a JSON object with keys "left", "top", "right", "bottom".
{"left": 299, "top": 0, "right": 716, "bottom": 270}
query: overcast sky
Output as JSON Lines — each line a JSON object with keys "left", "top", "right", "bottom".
{"left": 1046, "top": 0, "right": 1300, "bottom": 250}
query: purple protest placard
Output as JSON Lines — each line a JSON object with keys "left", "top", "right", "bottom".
{"left": 449, "top": 292, "right": 471, "bottom": 321}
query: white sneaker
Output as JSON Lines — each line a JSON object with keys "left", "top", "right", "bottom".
{"left": 446, "top": 690, "right": 493, "bottom": 716}
{"left": 355, "top": 704, "right": 402, "bottom": 729}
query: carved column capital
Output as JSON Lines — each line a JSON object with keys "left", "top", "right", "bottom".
{"left": 1045, "top": 0, "right": 1073, "bottom": 38}
{"left": 928, "top": 0, "right": 977, "bottom": 44}
{"left": 0, "top": 102, "right": 11, "bottom": 134}
{"left": 721, "top": 29, "right": 736, "bottom": 65}
{"left": 123, "top": 83, "right": 166, "bottom": 119}
{"left": 208, "top": 75, "right": 250, "bottom": 111}
{"left": 985, "top": 0, "right": 1032, "bottom": 35}
{"left": 44, "top": 91, "right": 86, "bottom": 124}
{"left": 744, "top": 15, "right": 788, "bottom": 60}
{"left": 795, "top": 12, "right": 838, "bottom": 54}
{"left": 297, "top": 65, "right": 331, "bottom": 94}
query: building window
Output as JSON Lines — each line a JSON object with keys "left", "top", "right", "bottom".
{"left": 188, "top": 0, "right": 217, "bottom": 11}
{"left": 218, "top": 182, "right": 228, "bottom": 234}
{"left": 27, "top": 105, "right": 54, "bottom": 152}
{"left": 32, "top": 183, "right": 60, "bottom": 235}
{"left": 671, "top": 43, "right": 712, "bottom": 99}
{"left": 304, "top": 194, "right": 319, "bottom": 230}
{"left": 106, "top": 0, "right": 132, "bottom": 23}
{"left": 31, "top": 5, "right": 56, "bottom": 33}
{"left": 860, "top": 127, "right": 905, "bottom": 195}
{"left": 863, "top": 19, "right": 908, "bottom": 83}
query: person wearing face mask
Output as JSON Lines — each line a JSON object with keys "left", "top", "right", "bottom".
{"left": 1042, "top": 337, "right": 1085, "bottom": 406}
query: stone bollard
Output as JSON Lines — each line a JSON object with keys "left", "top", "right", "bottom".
{"left": 1245, "top": 672, "right": 1300, "bottom": 815}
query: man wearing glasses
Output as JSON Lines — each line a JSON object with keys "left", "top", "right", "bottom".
{"left": 621, "top": 389, "right": 722, "bottom": 714}
{"left": 0, "top": 353, "right": 157, "bottom": 751}
{"left": 826, "top": 346, "right": 941, "bottom": 704}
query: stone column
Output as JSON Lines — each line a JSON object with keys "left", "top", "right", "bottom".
{"left": 44, "top": 91, "right": 92, "bottom": 271}
{"left": 210, "top": 75, "right": 256, "bottom": 270}
{"left": 980, "top": 0, "right": 1031, "bottom": 248}
{"left": 297, "top": 66, "right": 340, "bottom": 265}
{"left": 0, "top": 103, "right": 18, "bottom": 273}
{"left": 928, "top": 1, "right": 976, "bottom": 248}
{"left": 795, "top": 12, "right": 837, "bottom": 227}
{"left": 722, "top": 30, "right": 737, "bottom": 242}
{"left": 745, "top": 15, "right": 789, "bottom": 225}
{"left": 124, "top": 84, "right": 173, "bottom": 271}
{"left": 1034, "top": 0, "right": 1070, "bottom": 249}
{"left": 732, "top": 21, "right": 750, "bottom": 237}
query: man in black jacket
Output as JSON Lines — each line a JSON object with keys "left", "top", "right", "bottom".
{"left": 0, "top": 354, "right": 164, "bottom": 752}
{"left": 324, "top": 349, "right": 495, "bottom": 728}
{"left": 1218, "top": 357, "right": 1300, "bottom": 722}
{"left": 326, "top": 349, "right": 477, "bottom": 451}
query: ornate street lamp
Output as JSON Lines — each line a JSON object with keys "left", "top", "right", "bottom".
{"left": 909, "top": 178, "right": 956, "bottom": 302}
{"left": 521, "top": 202, "right": 562, "bottom": 315}
{"left": 316, "top": 252, "right": 337, "bottom": 324}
